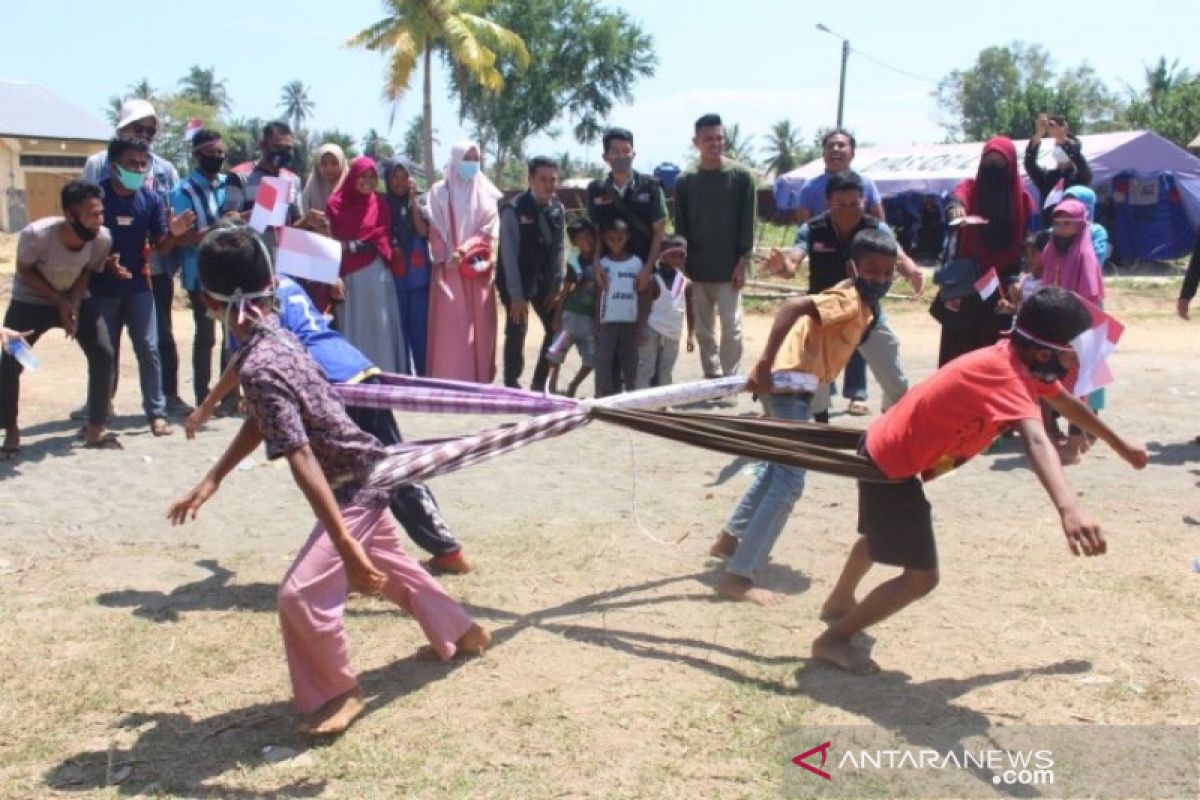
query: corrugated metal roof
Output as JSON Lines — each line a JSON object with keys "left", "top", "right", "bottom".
{"left": 0, "top": 80, "right": 112, "bottom": 142}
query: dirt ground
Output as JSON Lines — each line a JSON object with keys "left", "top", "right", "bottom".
{"left": 0, "top": 241, "right": 1198, "bottom": 797}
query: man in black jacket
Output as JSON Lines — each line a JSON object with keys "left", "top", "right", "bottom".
{"left": 1025, "top": 114, "right": 1093, "bottom": 225}
{"left": 499, "top": 156, "right": 565, "bottom": 390}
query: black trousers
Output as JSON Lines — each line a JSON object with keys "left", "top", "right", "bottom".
{"left": 187, "top": 290, "right": 228, "bottom": 406}
{"left": 152, "top": 274, "right": 179, "bottom": 401}
{"left": 0, "top": 299, "right": 113, "bottom": 428}
{"left": 502, "top": 293, "right": 555, "bottom": 391}
{"left": 344, "top": 397, "right": 462, "bottom": 558}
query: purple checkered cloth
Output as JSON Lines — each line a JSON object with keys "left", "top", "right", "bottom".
{"left": 336, "top": 373, "right": 576, "bottom": 416}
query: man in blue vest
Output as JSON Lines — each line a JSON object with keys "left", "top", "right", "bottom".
{"left": 498, "top": 156, "right": 566, "bottom": 391}
{"left": 767, "top": 171, "right": 910, "bottom": 422}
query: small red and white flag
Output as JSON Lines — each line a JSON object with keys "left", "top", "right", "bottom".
{"left": 670, "top": 269, "right": 689, "bottom": 299}
{"left": 974, "top": 267, "right": 999, "bottom": 300}
{"left": 1070, "top": 297, "right": 1124, "bottom": 397}
{"left": 183, "top": 118, "right": 205, "bottom": 142}
{"left": 276, "top": 227, "right": 341, "bottom": 285}
{"left": 1043, "top": 177, "right": 1066, "bottom": 209}
{"left": 248, "top": 176, "right": 290, "bottom": 233}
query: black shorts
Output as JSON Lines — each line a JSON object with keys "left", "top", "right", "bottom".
{"left": 857, "top": 476, "right": 937, "bottom": 570}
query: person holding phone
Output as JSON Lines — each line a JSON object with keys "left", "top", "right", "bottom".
{"left": 1025, "top": 113, "right": 1093, "bottom": 225}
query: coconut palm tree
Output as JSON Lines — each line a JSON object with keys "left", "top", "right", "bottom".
{"left": 347, "top": 0, "right": 529, "bottom": 183}
{"left": 279, "top": 80, "right": 316, "bottom": 133}
{"left": 126, "top": 78, "right": 156, "bottom": 101}
{"left": 722, "top": 123, "right": 757, "bottom": 167}
{"left": 178, "top": 65, "right": 230, "bottom": 112}
{"left": 761, "top": 119, "right": 806, "bottom": 177}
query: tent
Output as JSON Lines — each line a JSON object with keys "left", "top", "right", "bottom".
{"left": 774, "top": 131, "right": 1200, "bottom": 259}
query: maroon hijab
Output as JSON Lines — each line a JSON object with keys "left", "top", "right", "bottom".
{"left": 326, "top": 156, "right": 393, "bottom": 274}
{"left": 952, "top": 137, "right": 1034, "bottom": 268}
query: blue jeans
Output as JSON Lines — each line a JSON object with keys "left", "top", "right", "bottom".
{"left": 93, "top": 292, "right": 167, "bottom": 420}
{"left": 724, "top": 393, "right": 811, "bottom": 579}
{"left": 842, "top": 349, "right": 867, "bottom": 401}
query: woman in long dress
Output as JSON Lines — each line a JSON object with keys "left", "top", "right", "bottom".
{"left": 424, "top": 141, "right": 501, "bottom": 383}
{"left": 326, "top": 156, "right": 408, "bottom": 374}
{"left": 382, "top": 157, "right": 434, "bottom": 376}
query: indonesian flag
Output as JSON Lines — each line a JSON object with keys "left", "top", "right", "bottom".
{"left": 248, "top": 176, "right": 290, "bottom": 233}
{"left": 974, "top": 267, "right": 999, "bottom": 300}
{"left": 1070, "top": 298, "right": 1124, "bottom": 397}
{"left": 183, "top": 118, "right": 204, "bottom": 142}
{"left": 1043, "top": 177, "right": 1067, "bottom": 209}
{"left": 275, "top": 227, "right": 341, "bottom": 285}
{"left": 670, "top": 269, "right": 689, "bottom": 299}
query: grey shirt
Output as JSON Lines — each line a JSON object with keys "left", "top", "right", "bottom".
{"left": 12, "top": 218, "right": 113, "bottom": 307}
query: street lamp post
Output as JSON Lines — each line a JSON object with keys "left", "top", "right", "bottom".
{"left": 816, "top": 23, "right": 850, "bottom": 128}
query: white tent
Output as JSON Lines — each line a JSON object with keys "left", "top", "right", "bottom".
{"left": 774, "top": 130, "right": 1200, "bottom": 226}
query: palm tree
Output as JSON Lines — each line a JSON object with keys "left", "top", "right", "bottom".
{"left": 126, "top": 78, "right": 156, "bottom": 101}
{"left": 723, "top": 123, "right": 757, "bottom": 166}
{"left": 347, "top": 0, "right": 529, "bottom": 183}
{"left": 362, "top": 128, "right": 394, "bottom": 159}
{"left": 1142, "top": 57, "right": 1193, "bottom": 111}
{"left": 178, "top": 65, "right": 230, "bottom": 112}
{"left": 279, "top": 80, "right": 316, "bottom": 132}
{"left": 761, "top": 119, "right": 805, "bottom": 177}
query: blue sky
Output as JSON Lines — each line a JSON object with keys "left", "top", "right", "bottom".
{"left": 1, "top": 0, "right": 1194, "bottom": 171}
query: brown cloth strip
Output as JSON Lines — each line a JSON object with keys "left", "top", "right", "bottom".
{"left": 589, "top": 407, "right": 901, "bottom": 483}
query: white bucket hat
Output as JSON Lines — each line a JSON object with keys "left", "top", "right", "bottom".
{"left": 116, "top": 99, "right": 158, "bottom": 131}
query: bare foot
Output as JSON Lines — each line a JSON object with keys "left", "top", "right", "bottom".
{"left": 709, "top": 531, "right": 738, "bottom": 559}
{"left": 298, "top": 687, "right": 365, "bottom": 736}
{"left": 716, "top": 572, "right": 784, "bottom": 606}
{"left": 1056, "top": 439, "right": 1082, "bottom": 466}
{"left": 811, "top": 632, "right": 880, "bottom": 675}
{"left": 151, "top": 418, "right": 174, "bottom": 437}
{"left": 416, "top": 622, "right": 492, "bottom": 661}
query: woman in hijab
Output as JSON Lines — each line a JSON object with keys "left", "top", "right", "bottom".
{"left": 424, "top": 141, "right": 502, "bottom": 383}
{"left": 1062, "top": 185, "right": 1110, "bottom": 264}
{"left": 302, "top": 143, "right": 347, "bottom": 214}
{"left": 933, "top": 136, "right": 1035, "bottom": 365}
{"left": 326, "top": 156, "right": 408, "bottom": 373}
{"left": 382, "top": 157, "right": 433, "bottom": 376}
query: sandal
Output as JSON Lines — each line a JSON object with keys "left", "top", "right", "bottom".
{"left": 847, "top": 400, "right": 870, "bottom": 417}
{"left": 83, "top": 434, "right": 123, "bottom": 450}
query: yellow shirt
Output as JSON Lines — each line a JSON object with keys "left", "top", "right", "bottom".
{"left": 773, "top": 281, "right": 874, "bottom": 384}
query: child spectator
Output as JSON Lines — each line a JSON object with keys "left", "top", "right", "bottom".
{"left": 636, "top": 234, "right": 693, "bottom": 389}
{"left": 593, "top": 219, "right": 648, "bottom": 397}
{"left": 170, "top": 226, "right": 488, "bottom": 735}
{"left": 812, "top": 287, "right": 1147, "bottom": 674}
{"left": 547, "top": 218, "right": 599, "bottom": 397}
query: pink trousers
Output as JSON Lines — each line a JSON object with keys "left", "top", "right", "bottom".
{"left": 278, "top": 504, "right": 473, "bottom": 713}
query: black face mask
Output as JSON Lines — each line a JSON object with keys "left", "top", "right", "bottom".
{"left": 68, "top": 215, "right": 98, "bottom": 242}
{"left": 1052, "top": 235, "right": 1074, "bottom": 254}
{"left": 266, "top": 149, "right": 293, "bottom": 170}
{"left": 197, "top": 153, "right": 225, "bottom": 175}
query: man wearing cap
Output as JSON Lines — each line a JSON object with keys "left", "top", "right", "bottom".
{"left": 82, "top": 99, "right": 189, "bottom": 416}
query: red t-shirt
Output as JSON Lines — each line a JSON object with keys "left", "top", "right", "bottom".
{"left": 866, "top": 341, "right": 1062, "bottom": 481}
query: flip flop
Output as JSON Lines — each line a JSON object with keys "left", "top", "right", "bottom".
{"left": 83, "top": 435, "right": 123, "bottom": 451}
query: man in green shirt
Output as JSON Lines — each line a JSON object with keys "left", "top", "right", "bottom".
{"left": 673, "top": 113, "right": 756, "bottom": 383}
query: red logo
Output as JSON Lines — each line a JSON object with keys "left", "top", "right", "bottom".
{"left": 792, "top": 741, "right": 832, "bottom": 780}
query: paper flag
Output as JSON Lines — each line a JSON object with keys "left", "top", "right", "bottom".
{"left": 275, "top": 227, "right": 341, "bottom": 285}
{"left": 974, "top": 267, "right": 999, "bottom": 300}
{"left": 248, "top": 176, "right": 290, "bottom": 233}
{"left": 670, "top": 269, "right": 689, "bottom": 299}
{"left": 1070, "top": 298, "right": 1124, "bottom": 397}
{"left": 184, "top": 118, "right": 204, "bottom": 142}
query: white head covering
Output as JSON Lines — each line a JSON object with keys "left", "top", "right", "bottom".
{"left": 117, "top": 99, "right": 157, "bottom": 130}
{"left": 427, "top": 140, "right": 502, "bottom": 251}
{"left": 302, "top": 143, "right": 348, "bottom": 213}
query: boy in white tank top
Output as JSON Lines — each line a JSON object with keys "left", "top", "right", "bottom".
{"left": 636, "top": 234, "right": 692, "bottom": 388}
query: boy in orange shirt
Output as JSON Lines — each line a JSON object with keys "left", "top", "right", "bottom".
{"left": 813, "top": 286, "right": 1148, "bottom": 674}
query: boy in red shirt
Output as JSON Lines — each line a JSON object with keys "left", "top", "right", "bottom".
{"left": 813, "top": 286, "right": 1148, "bottom": 674}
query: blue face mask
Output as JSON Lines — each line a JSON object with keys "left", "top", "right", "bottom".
{"left": 854, "top": 277, "right": 892, "bottom": 305}
{"left": 457, "top": 161, "right": 480, "bottom": 182}
{"left": 116, "top": 164, "right": 146, "bottom": 192}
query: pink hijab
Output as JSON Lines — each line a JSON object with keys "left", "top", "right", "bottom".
{"left": 1042, "top": 198, "right": 1104, "bottom": 305}
{"left": 426, "top": 140, "right": 501, "bottom": 259}
{"left": 326, "top": 156, "right": 393, "bottom": 274}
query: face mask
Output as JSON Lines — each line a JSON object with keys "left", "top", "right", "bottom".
{"left": 116, "top": 164, "right": 146, "bottom": 192}
{"left": 854, "top": 277, "right": 893, "bottom": 305}
{"left": 979, "top": 162, "right": 1007, "bottom": 181}
{"left": 1052, "top": 235, "right": 1073, "bottom": 254}
{"left": 266, "top": 149, "right": 293, "bottom": 170}
{"left": 457, "top": 161, "right": 480, "bottom": 182}
{"left": 66, "top": 214, "right": 98, "bottom": 242}
{"left": 197, "top": 153, "right": 225, "bottom": 175}
{"left": 609, "top": 156, "right": 633, "bottom": 173}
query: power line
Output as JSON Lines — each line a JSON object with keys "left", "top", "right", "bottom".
{"left": 849, "top": 47, "right": 940, "bottom": 85}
